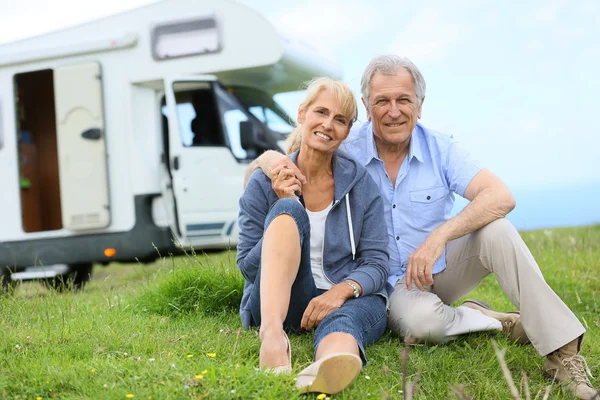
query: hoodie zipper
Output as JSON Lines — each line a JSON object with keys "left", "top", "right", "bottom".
{"left": 321, "top": 199, "right": 340, "bottom": 286}
{"left": 321, "top": 200, "right": 350, "bottom": 285}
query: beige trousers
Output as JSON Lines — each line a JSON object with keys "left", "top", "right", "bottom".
{"left": 387, "top": 219, "right": 586, "bottom": 356}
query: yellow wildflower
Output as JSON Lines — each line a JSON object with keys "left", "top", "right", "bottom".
{"left": 201, "top": 370, "right": 208, "bottom": 374}
{"left": 317, "top": 394, "right": 326, "bottom": 400}
{"left": 187, "top": 354, "right": 193, "bottom": 358}
{"left": 195, "top": 375, "right": 204, "bottom": 379}
{"left": 126, "top": 394, "right": 135, "bottom": 399}
{"left": 91, "top": 369, "right": 96, "bottom": 373}
{"left": 206, "top": 353, "right": 216, "bottom": 358}
{"left": 36, "top": 397, "right": 42, "bottom": 400}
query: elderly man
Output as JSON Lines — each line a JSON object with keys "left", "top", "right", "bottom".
{"left": 244, "top": 55, "right": 596, "bottom": 399}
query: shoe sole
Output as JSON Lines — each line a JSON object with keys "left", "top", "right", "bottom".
{"left": 462, "top": 299, "right": 531, "bottom": 345}
{"left": 296, "top": 353, "right": 362, "bottom": 394}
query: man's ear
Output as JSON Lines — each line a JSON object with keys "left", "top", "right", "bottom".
{"left": 417, "top": 96, "right": 425, "bottom": 119}
{"left": 297, "top": 107, "right": 305, "bottom": 124}
{"left": 361, "top": 97, "right": 371, "bottom": 121}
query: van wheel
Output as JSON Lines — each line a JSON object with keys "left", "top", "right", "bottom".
{"left": 0, "top": 267, "right": 17, "bottom": 294}
{"left": 43, "top": 263, "right": 94, "bottom": 292}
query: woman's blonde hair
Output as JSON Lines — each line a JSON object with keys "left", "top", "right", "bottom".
{"left": 286, "top": 77, "right": 358, "bottom": 154}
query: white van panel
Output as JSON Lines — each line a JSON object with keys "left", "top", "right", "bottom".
{"left": 54, "top": 62, "right": 110, "bottom": 230}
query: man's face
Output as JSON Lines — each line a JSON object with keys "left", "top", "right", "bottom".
{"left": 363, "top": 68, "right": 423, "bottom": 148}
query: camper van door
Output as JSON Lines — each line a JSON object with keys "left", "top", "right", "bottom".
{"left": 163, "top": 76, "right": 247, "bottom": 245}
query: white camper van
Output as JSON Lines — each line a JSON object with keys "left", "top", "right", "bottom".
{"left": 0, "top": 0, "right": 341, "bottom": 288}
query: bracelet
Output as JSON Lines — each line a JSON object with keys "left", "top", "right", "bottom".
{"left": 344, "top": 280, "right": 360, "bottom": 298}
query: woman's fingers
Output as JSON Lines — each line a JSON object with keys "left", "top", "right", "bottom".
{"left": 274, "top": 171, "right": 302, "bottom": 199}
{"left": 301, "top": 296, "right": 341, "bottom": 330}
{"left": 301, "top": 302, "right": 316, "bottom": 330}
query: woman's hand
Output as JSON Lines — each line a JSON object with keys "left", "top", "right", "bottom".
{"left": 271, "top": 165, "right": 303, "bottom": 199}
{"left": 300, "top": 282, "right": 356, "bottom": 331}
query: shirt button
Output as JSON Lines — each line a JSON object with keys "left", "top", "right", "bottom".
{"left": 426, "top": 195, "right": 431, "bottom": 200}
{"left": 392, "top": 204, "right": 396, "bottom": 208}
{"left": 396, "top": 236, "right": 400, "bottom": 240}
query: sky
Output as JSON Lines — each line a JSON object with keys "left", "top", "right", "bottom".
{"left": 1, "top": 0, "right": 599, "bottom": 193}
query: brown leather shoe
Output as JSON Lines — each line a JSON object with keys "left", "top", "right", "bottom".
{"left": 543, "top": 338, "right": 597, "bottom": 400}
{"left": 461, "top": 299, "right": 530, "bottom": 344}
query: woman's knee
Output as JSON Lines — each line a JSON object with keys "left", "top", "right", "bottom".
{"left": 265, "top": 198, "right": 309, "bottom": 237}
{"left": 318, "top": 297, "right": 387, "bottom": 344}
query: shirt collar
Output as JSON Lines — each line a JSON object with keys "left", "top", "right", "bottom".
{"left": 365, "top": 122, "right": 379, "bottom": 165}
{"left": 408, "top": 123, "right": 424, "bottom": 163}
{"left": 365, "top": 121, "right": 424, "bottom": 164}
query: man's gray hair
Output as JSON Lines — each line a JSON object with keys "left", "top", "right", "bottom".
{"left": 360, "top": 55, "right": 426, "bottom": 105}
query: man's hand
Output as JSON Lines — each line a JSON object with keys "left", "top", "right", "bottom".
{"left": 264, "top": 155, "right": 306, "bottom": 190}
{"left": 301, "top": 283, "right": 355, "bottom": 330}
{"left": 272, "top": 166, "right": 303, "bottom": 199}
{"left": 406, "top": 233, "right": 446, "bottom": 291}
{"left": 243, "top": 150, "right": 307, "bottom": 190}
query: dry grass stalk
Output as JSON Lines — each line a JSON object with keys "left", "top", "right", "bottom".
{"left": 521, "top": 372, "right": 531, "bottom": 400}
{"left": 231, "top": 328, "right": 241, "bottom": 356}
{"left": 541, "top": 385, "right": 552, "bottom": 400}
{"left": 400, "top": 345, "right": 421, "bottom": 400}
{"left": 491, "top": 339, "right": 522, "bottom": 400}
{"left": 449, "top": 384, "right": 473, "bottom": 400}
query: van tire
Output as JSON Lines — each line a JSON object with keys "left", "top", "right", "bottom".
{"left": 0, "top": 267, "right": 16, "bottom": 294}
{"left": 43, "top": 263, "right": 93, "bottom": 292}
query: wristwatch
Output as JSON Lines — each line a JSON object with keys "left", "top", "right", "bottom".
{"left": 344, "top": 280, "right": 360, "bottom": 298}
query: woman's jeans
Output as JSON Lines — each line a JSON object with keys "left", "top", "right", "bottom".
{"left": 248, "top": 198, "right": 387, "bottom": 364}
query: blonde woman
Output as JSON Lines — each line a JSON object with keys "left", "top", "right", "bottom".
{"left": 237, "top": 77, "right": 389, "bottom": 394}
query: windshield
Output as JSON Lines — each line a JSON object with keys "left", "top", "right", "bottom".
{"left": 228, "top": 86, "right": 295, "bottom": 136}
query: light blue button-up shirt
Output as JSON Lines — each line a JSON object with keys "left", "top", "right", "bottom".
{"left": 338, "top": 122, "right": 483, "bottom": 287}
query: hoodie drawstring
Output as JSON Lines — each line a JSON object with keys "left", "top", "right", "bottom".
{"left": 345, "top": 193, "right": 356, "bottom": 260}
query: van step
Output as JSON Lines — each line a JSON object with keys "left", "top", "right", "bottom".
{"left": 10, "top": 265, "right": 70, "bottom": 281}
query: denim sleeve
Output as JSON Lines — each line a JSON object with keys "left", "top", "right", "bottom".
{"left": 236, "top": 172, "right": 268, "bottom": 283}
{"left": 344, "top": 175, "right": 389, "bottom": 297}
{"left": 444, "top": 138, "right": 484, "bottom": 198}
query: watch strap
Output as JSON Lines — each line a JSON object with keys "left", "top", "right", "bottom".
{"left": 344, "top": 280, "right": 360, "bottom": 298}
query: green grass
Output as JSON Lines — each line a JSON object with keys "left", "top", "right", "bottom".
{"left": 0, "top": 225, "right": 598, "bottom": 399}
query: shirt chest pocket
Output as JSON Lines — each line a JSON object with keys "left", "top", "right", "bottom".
{"left": 409, "top": 186, "right": 448, "bottom": 230}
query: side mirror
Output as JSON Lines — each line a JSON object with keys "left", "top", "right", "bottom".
{"left": 239, "top": 120, "right": 255, "bottom": 151}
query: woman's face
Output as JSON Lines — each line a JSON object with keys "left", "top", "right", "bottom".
{"left": 297, "top": 90, "right": 352, "bottom": 155}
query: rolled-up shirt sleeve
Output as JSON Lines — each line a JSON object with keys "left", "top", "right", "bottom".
{"left": 444, "top": 138, "right": 484, "bottom": 197}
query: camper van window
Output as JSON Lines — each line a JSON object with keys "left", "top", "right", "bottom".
{"left": 161, "top": 87, "right": 225, "bottom": 147}
{"left": 162, "top": 84, "right": 279, "bottom": 160}
{"left": 214, "top": 85, "right": 256, "bottom": 160}
{"left": 229, "top": 87, "right": 294, "bottom": 136}
{"left": 152, "top": 16, "right": 221, "bottom": 60}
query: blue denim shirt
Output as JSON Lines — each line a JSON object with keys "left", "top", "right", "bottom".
{"left": 338, "top": 122, "right": 483, "bottom": 286}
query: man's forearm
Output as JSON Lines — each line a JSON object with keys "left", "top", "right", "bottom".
{"left": 243, "top": 150, "right": 282, "bottom": 188}
{"left": 432, "top": 187, "right": 515, "bottom": 244}
{"left": 243, "top": 158, "right": 261, "bottom": 188}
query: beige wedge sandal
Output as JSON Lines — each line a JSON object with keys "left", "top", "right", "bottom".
{"left": 295, "top": 352, "right": 362, "bottom": 394}
{"left": 263, "top": 331, "right": 292, "bottom": 375}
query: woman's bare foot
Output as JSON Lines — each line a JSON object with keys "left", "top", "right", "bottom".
{"left": 259, "top": 327, "right": 291, "bottom": 370}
